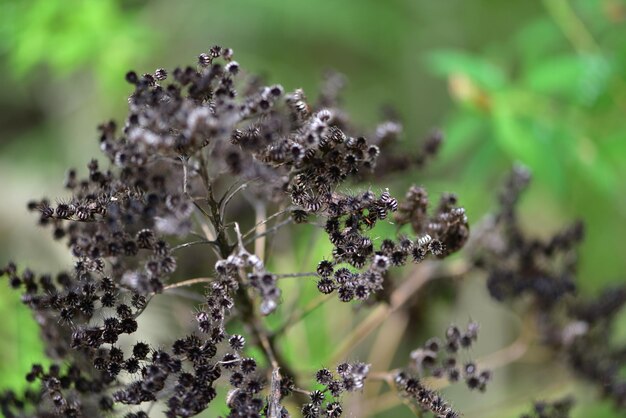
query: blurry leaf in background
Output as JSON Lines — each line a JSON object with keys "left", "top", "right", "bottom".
{"left": 0, "top": 284, "right": 49, "bottom": 393}
{"left": 427, "top": 0, "right": 626, "bottom": 292}
{"left": 0, "top": 0, "right": 157, "bottom": 399}
{"left": 0, "top": 0, "right": 155, "bottom": 92}
{"left": 524, "top": 54, "right": 585, "bottom": 97}
{"left": 427, "top": 50, "right": 507, "bottom": 91}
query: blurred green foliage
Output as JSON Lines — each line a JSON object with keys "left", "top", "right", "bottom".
{"left": 0, "top": 0, "right": 154, "bottom": 91}
{"left": 0, "top": 284, "right": 49, "bottom": 395}
{"left": 425, "top": 0, "right": 626, "bottom": 293}
{"left": 1, "top": 1, "right": 625, "bottom": 417}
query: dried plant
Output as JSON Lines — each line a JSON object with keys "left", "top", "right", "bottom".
{"left": 1, "top": 46, "right": 624, "bottom": 418}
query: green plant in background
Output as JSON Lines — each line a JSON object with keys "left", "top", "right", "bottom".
{"left": 0, "top": 0, "right": 155, "bottom": 399}
{"left": 0, "top": 286, "right": 49, "bottom": 395}
{"left": 426, "top": 0, "right": 626, "bottom": 291}
{"left": 0, "top": 0, "right": 154, "bottom": 92}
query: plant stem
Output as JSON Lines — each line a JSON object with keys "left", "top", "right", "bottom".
{"left": 162, "top": 277, "right": 214, "bottom": 291}
{"left": 202, "top": 181, "right": 299, "bottom": 385}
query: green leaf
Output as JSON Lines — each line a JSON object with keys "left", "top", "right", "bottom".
{"left": 570, "top": 135, "right": 618, "bottom": 196}
{"left": 426, "top": 50, "right": 507, "bottom": 90}
{"left": 490, "top": 93, "right": 566, "bottom": 196}
{"left": 439, "top": 111, "right": 487, "bottom": 162}
{"left": 578, "top": 54, "right": 613, "bottom": 106}
{"left": 0, "top": 284, "right": 49, "bottom": 393}
{"left": 513, "top": 17, "right": 565, "bottom": 65}
{"left": 523, "top": 54, "right": 583, "bottom": 96}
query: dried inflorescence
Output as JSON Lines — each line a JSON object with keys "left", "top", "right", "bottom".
{"left": 390, "top": 321, "right": 490, "bottom": 417}
{"left": 0, "top": 46, "right": 473, "bottom": 418}
{"left": 563, "top": 285, "right": 626, "bottom": 409}
{"left": 3, "top": 43, "right": 623, "bottom": 418}
{"left": 407, "top": 321, "right": 490, "bottom": 392}
{"left": 314, "top": 186, "right": 468, "bottom": 303}
{"left": 476, "top": 166, "right": 581, "bottom": 309}
{"left": 519, "top": 397, "right": 574, "bottom": 418}
{"left": 476, "top": 166, "right": 626, "bottom": 412}
{"left": 300, "top": 363, "right": 371, "bottom": 418}
{"left": 393, "top": 374, "right": 459, "bottom": 418}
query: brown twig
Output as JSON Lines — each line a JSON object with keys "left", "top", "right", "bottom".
{"left": 162, "top": 277, "right": 215, "bottom": 291}
{"left": 365, "top": 310, "right": 410, "bottom": 399}
{"left": 254, "top": 202, "right": 267, "bottom": 262}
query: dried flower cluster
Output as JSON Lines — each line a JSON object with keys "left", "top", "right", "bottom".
{"left": 390, "top": 321, "right": 489, "bottom": 418}
{"left": 477, "top": 166, "right": 581, "bottom": 309}
{"left": 1, "top": 45, "right": 625, "bottom": 418}
{"left": 477, "top": 167, "right": 626, "bottom": 414}
{"left": 519, "top": 397, "right": 574, "bottom": 418}
{"left": 406, "top": 322, "right": 490, "bottom": 392}
{"left": 0, "top": 46, "right": 471, "bottom": 418}
{"left": 299, "top": 363, "right": 370, "bottom": 418}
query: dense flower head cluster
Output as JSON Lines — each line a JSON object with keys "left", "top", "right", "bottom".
{"left": 476, "top": 167, "right": 626, "bottom": 412}
{"left": 563, "top": 285, "right": 626, "bottom": 409}
{"left": 476, "top": 166, "right": 581, "bottom": 309}
{"left": 2, "top": 43, "right": 625, "bottom": 418}
{"left": 408, "top": 321, "right": 490, "bottom": 392}
{"left": 519, "top": 397, "right": 574, "bottom": 418}
{"left": 394, "top": 187, "right": 469, "bottom": 257}
{"left": 390, "top": 321, "right": 489, "bottom": 417}
{"left": 215, "top": 243, "right": 279, "bottom": 315}
{"left": 0, "top": 45, "right": 471, "bottom": 417}
{"left": 314, "top": 186, "right": 468, "bottom": 303}
{"left": 300, "top": 362, "right": 370, "bottom": 418}
{"left": 394, "top": 373, "right": 458, "bottom": 418}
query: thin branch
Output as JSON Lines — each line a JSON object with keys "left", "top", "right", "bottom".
{"left": 172, "top": 240, "right": 218, "bottom": 252}
{"left": 233, "top": 222, "right": 245, "bottom": 251}
{"left": 180, "top": 155, "right": 189, "bottom": 195}
{"left": 162, "top": 277, "right": 215, "bottom": 291}
{"left": 331, "top": 304, "right": 389, "bottom": 364}
{"left": 199, "top": 222, "right": 215, "bottom": 242}
{"left": 282, "top": 226, "right": 323, "bottom": 323}
{"left": 364, "top": 318, "right": 534, "bottom": 415}
{"left": 275, "top": 272, "right": 318, "bottom": 279}
{"left": 365, "top": 390, "right": 407, "bottom": 417}
{"left": 365, "top": 310, "right": 410, "bottom": 400}
{"left": 161, "top": 288, "right": 207, "bottom": 302}
{"left": 243, "top": 218, "right": 293, "bottom": 245}
{"left": 292, "top": 387, "right": 312, "bottom": 396}
{"left": 189, "top": 230, "right": 210, "bottom": 240}
{"left": 254, "top": 202, "right": 267, "bottom": 262}
{"left": 197, "top": 150, "right": 212, "bottom": 192}
{"left": 192, "top": 200, "right": 213, "bottom": 221}
{"left": 146, "top": 400, "right": 157, "bottom": 416}
{"left": 268, "top": 368, "right": 283, "bottom": 418}
{"left": 219, "top": 181, "right": 249, "bottom": 220}
{"left": 258, "top": 326, "right": 279, "bottom": 369}
{"left": 242, "top": 208, "right": 293, "bottom": 238}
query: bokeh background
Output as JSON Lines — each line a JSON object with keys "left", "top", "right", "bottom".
{"left": 1, "top": 0, "right": 626, "bottom": 417}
